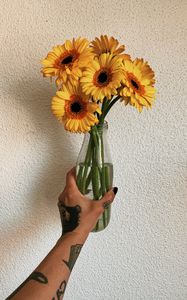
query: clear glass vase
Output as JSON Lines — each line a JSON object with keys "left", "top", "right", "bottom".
{"left": 76, "top": 121, "right": 113, "bottom": 232}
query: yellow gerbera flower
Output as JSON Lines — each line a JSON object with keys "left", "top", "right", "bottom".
{"left": 134, "top": 58, "right": 155, "bottom": 85}
{"left": 120, "top": 59, "right": 156, "bottom": 112}
{"left": 52, "top": 82, "right": 101, "bottom": 133}
{"left": 41, "top": 38, "right": 93, "bottom": 87}
{"left": 91, "top": 35, "right": 130, "bottom": 60}
{"left": 80, "top": 53, "right": 123, "bottom": 102}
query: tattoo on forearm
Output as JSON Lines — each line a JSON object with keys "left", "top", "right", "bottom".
{"left": 103, "top": 200, "right": 112, "bottom": 209}
{"left": 63, "top": 244, "right": 83, "bottom": 272}
{"left": 58, "top": 203, "right": 81, "bottom": 234}
{"left": 52, "top": 280, "right": 66, "bottom": 300}
{"left": 29, "top": 272, "right": 48, "bottom": 283}
{"left": 6, "top": 271, "right": 48, "bottom": 299}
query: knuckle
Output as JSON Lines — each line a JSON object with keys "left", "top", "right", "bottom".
{"left": 66, "top": 188, "right": 74, "bottom": 199}
{"left": 105, "top": 192, "right": 114, "bottom": 202}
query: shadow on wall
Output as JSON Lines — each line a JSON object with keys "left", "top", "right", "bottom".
{"left": 1, "top": 77, "right": 77, "bottom": 269}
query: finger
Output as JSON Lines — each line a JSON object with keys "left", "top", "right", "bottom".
{"left": 66, "top": 167, "right": 82, "bottom": 195}
{"left": 58, "top": 168, "right": 80, "bottom": 203}
{"left": 59, "top": 167, "right": 76, "bottom": 201}
{"left": 98, "top": 187, "right": 118, "bottom": 209}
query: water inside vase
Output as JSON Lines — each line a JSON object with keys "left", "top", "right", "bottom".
{"left": 76, "top": 162, "right": 113, "bottom": 199}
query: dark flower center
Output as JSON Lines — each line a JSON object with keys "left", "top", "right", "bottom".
{"left": 98, "top": 72, "right": 108, "bottom": 84}
{"left": 61, "top": 55, "right": 73, "bottom": 65}
{"left": 71, "top": 102, "right": 82, "bottom": 113}
{"left": 131, "top": 79, "right": 139, "bottom": 90}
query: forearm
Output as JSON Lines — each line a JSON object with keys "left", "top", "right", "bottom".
{"left": 6, "top": 168, "right": 116, "bottom": 299}
{"left": 6, "top": 231, "right": 89, "bottom": 300}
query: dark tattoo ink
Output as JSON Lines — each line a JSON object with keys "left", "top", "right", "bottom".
{"left": 58, "top": 203, "right": 81, "bottom": 234}
{"left": 103, "top": 200, "right": 112, "bottom": 209}
{"left": 30, "top": 271, "right": 48, "bottom": 283}
{"left": 52, "top": 280, "right": 66, "bottom": 300}
{"left": 57, "top": 280, "right": 66, "bottom": 300}
{"left": 63, "top": 244, "right": 83, "bottom": 271}
{"left": 6, "top": 271, "right": 48, "bottom": 299}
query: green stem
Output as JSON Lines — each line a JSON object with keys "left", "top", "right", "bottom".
{"left": 80, "top": 134, "right": 92, "bottom": 194}
{"left": 76, "top": 164, "right": 84, "bottom": 190}
{"left": 100, "top": 132, "right": 106, "bottom": 196}
{"left": 104, "top": 165, "right": 111, "bottom": 229}
{"left": 91, "top": 131, "right": 101, "bottom": 200}
{"left": 91, "top": 165, "right": 100, "bottom": 200}
{"left": 92, "top": 127, "right": 99, "bottom": 155}
{"left": 85, "top": 170, "right": 92, "bottom": 191}
{"left": 104, "top": 165, "right": 110, "bottom": 192}
{"left": 99, "top": 95, "right": 121, "bottom": 125}
{"left": 92, "top": 126, "right": 102, "bottom": 174}
{"left": 101, "top": 97, "right": 108, "bottom": 114}
{"left": 98, "top": 126, "right": 107, "bottom": 229}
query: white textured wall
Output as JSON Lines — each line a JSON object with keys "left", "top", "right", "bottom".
{"left": 0, "top": 1, "right": 186, "bottom": 299}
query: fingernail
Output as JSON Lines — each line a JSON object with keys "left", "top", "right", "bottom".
{"left": 113, "top": 187, "right": 118, "bottom": 195}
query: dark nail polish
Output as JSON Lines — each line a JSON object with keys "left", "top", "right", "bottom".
{"left": 113, "top": 187, "right": 118, "bottom": 195}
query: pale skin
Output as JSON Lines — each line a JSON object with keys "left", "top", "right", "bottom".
{"left": 6, "top": 168, "right": 118, "bottom": 300}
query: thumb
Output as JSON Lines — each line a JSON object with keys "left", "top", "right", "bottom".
{"left": 99, "top": 187, "right": 118, "bottom": 209}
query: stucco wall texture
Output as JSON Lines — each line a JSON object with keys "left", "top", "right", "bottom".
{"left": 0, "top": 0, "right": 186, "bottom": 299}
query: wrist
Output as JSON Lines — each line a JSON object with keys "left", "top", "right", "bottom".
{"left": 57, "top": 229, "right": 89, "bottom": 246}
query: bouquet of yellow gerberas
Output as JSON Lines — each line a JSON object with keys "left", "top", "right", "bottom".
{"left": 41, "top": 35, "right": 156, "bottom": 232}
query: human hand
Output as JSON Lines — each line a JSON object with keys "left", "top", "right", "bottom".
{"left": 58, "top": 168, "right": 118, "bottom": 236}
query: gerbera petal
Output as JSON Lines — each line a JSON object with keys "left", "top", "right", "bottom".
{"left": 65, "top": 40, "right": 72, "bottom": 50}
{"left": 121, "top": 58, "right": 156, "bottom": 112}
{"left": 91, "top": 35, "right": 126, "bottom": 58}
{"left": 51, "top": 82, "right": 99, "bottom": 133}
{"left": 41, "top": 38, "right": 93, "bottom": 87}
{"left": 81, "top": 53, "right": 123, "bottom": 102}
